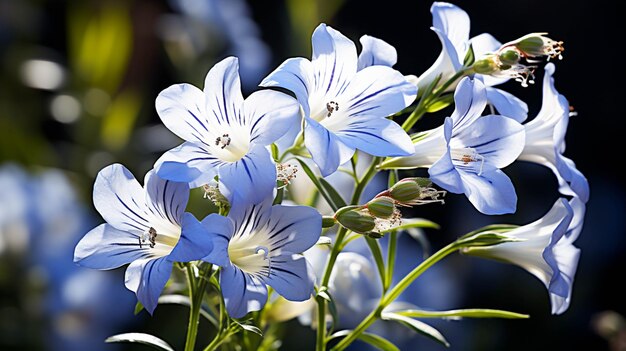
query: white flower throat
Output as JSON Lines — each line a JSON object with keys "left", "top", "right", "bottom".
{"left": 228, "top": 231, "right": 272, "bottom": 276}
{"left": 137, "top": 225, "right": 180, "bottom": 257}
{"left": 451, "top": 147, "right": 485, "bottom": 175}
{"left": 211, "top": 129, "right": 250, "bottom": 162}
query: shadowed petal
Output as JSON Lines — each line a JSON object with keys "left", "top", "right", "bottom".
{"left": 458, "top": 167, "right": 517, "bottom": 215}
{"left": 311, "top": 24, "right": 358, "bottom": 98}
{"left": 74, "top": 224, "right": 148, "bottom": 270}
{"left": 218, "top": 144, "right": 276, "bottom": 204}
{"left": 221, "top": 264, "right": 268, "bottom": 318}
{"left": 336, "top": 117, "right": 413, "bottom": 157}
{"left": 244, "top": 90, "right": 301, "bottom": 145}
{"left": 357, "top": 35, "right": 397, "bottom": 70}
{"left": 167, "top": 213, "right": 214, "bottom": 262}
{"left": 203, "top": 57, "right": 245, "bottom": 127}
{"left": 155, "top": 83, "right": 209, "bottom": 144}
{"left": 485, "top": 87, "right": 528, "bottom": 122}
{"left": 304, "top": 117, "right": 355, "bottom": 177}
{"left": 154, "top": 142, "right": 223, "bottom": 188}
{"left": 144, "top": 170, "right": 189, "bottom": 228}
{"left": 449, "top": 78, "right": 487, "bottom": 132}
{"left": 264, "top": 254, "right": 315, "bottom": 301}
{"left": 261, "top": 204, "right": 321, "bottom": 254}
{"left": 201, "top": 214, "right": 235, "bottom": 267}
{"left": 124, "top": 257, "right": 173, "bottom": 314}
{"left": 431, "top": 2, "right": 470, "bottom": 58}
{"left": 260, "top": 57, "right": 314, "bottom": 117}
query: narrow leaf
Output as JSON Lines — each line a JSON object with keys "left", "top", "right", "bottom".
{"left": 463, "top": 43, "right": 475, "bottom": 67}
{"left": 105, "top": 333, "right": 175, "bottom": 351}
{"left": 425, "top": 94, "right": 454, "bottom": 113}
{"left": 319, "top": 177, "right": 348, "bottom": 208}
{"left": 397, "top": 308, "right": 529, "bottom": 320}
{"left": 329, "top": 330, "right": 400, "bottom": 351}
{"left": 381, "top": 312, "right": 450, "bottom": 347}
{"left": 365, "top": 237, "right": 386, "bottom": 291}
{"left": 394, "top": 218, "right": 440, "bottom": 231}
{"left": 134, "top": 301, "right": 144, "bottom": 315}
{"left": 295, "top": 158, "right": 340, "bottom": 211}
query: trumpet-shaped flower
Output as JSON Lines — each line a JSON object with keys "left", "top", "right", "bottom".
{"left": 518, "top": 63, "right": 589, "bottom": 202}
{"left": 260, "top": 23, "right": 416, "bottom": 176}
{"left": 417, "top": 2, "right": 528, "bottom": 122}
{"left": 381, "top": 78, "right": 525, "bottom": 214}
{"left": 154, "top": 57, "right": 300, "bottom": 203}
{"left": 74, "top": 164, "right": 228, "bottom": 314}
{"left": 202, "top": 197, "right": 321, "bottom": 318}
{"left": 462, "top": 197, "right": 585, "bottom": 314}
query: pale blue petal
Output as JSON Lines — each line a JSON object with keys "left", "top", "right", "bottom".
{"left": 311, "top": 24, "right": 358, "bottom": 98}
{"left": 431, "top": 2, "right": 470, "bottom": 60}
{"left": 143, "top": 170, "right": 188, "bottom": 227}
{"left": 357, "top": 35, "right": 397, "bottom": 70}
{"left": 221, "top": 265, "right": 268, "bottom": 318}
{"left": 485, "top": 87, "right": 528, "bottom": 122}
{"left": 566, "top": 197, "right": 586, "bottom": 241}
{"left": 458, "top": 167, "right": 517, "bottom": 215}
{"left": 542, "top": 199, "right": 574, "bottom": 298}
{"left": 203, "top": 57, "right": 245, "bottom": 127}
{"left": 304, "top": 117, "right": 355, "bottom": 177}
{"left": 155, "top": 142, "right": 223, "bottom": 188}
{"left": 428, "top": 118, "right": 464, "bottom": 193}
{"left": 262, "top": 204, "right": 321, "bottom": 253}
{"left": 449, "top": 78, "right": 487, "bottom": 132}
{"left": 431, "top": 27, "right": 463, "bottom": 71}
{"left": 454, "top": 114, "right": 525, "bottom": 168}
{"left": 263, "top": 254, "right": 315, "bottom": 301}
{"left": 74, "top": 224, "right": 147, "bottom": 270}
{"left": 201, "top": 214, "right": 235, "bottom": 267}
{"left": 93, "top": 164, "right": 150, "bottom": 235}
{"left": 555, "top": 155, "right": 590, "bottom": 203}
{"left": 218, "top": 144, "right": 276, "bottom": 204}
{"left": 155, "top": 83, "right": 210, "bottom": 144}
{"left": 342, "top": 65, "right": 417, "bottom": 119}
{"left": 124, "top": 257, "right": 173, "bottom": 314}
{"left": 244, "top": 90, "right": 301, "bottom": 145}
{"left": 260, "top": 57, "right": 314, "bottom": 117}
{"left": 336, "top": 117, "right": 413, "bottom": 157}
{"left": 167, "top": 213, "right": 213, "bottom": 262}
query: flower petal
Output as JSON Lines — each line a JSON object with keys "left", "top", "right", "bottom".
{"left": 416, "top": 27, "right": 462, "bottom": 93}
{"left": 143, "top": 170, "right": 189, "bottom": 227}
{"left": 449, "top": 77, "right": 487, "bottom": 133}
{"left": 311, "top": 23, "right": 358, "bottom": 99}
{"left": 555, "top": 154, "right": 590, "bottom": 203}
{"left": 221, "top": 264, "right": 268, "bottom": 318}
{"left": 93, "top": 164, "right": 150, "bottom": 235}
{"left": 304, "top": 117, "right": 355, "bottom": 177}
{"left": 335, "top": 117, "right": 413, "bottom": 157}
{"left": 431, "top": 2, "right": 470, "bottom": 59}
{"left": 357, "top": 35, "right": 397, "bottom": 70}
{"left": 244, "top": 90, "right": 301, "bottom": 145}
{"left": 203, "top": 57, "right": 245, "bottom": 128}
{"left": 167, "top": 213, "right": 213, "bottom": 262}
{"left": 428, "top": 119, "right": 463, "bottom": 193}
{"left": 485, "top": 87, "right": 528, "bottom": 122}
{"left": 74, "top": 223, "right": 147, "bottom": 269}
{"left": 154, "top": 142, "right": 223, "bottom": 188}
{"left": 458, "top": 166, "right": 517, "bottom": 215}
{"left": 453, "top": 114, "right": 525, "bottom": 168}
{"left": 264, "top": 254, "right": 315, "bottom": 301}
{"left": 201, "top": 214, "right": 235, "bottom": 267}
{"left": 261, "top": 204, "right": 322, "bottom": 254}
{"left": 155, "top": 83, "right": 209, "bottom": 144}
{"left": 124, "top": 257, "right": 173, "bottom": 314}
{"left": 218, "top": 144, "right": 276, "bottom": 204}
{"left": 470, "top": 33, "right": 509, "bottom": 87}
{"left": 260, "top": 57, "right": 314, "bottom": 117}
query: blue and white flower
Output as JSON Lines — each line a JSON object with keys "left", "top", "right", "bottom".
{"left": 261, "top": 23, "right": 416, "bottom": 176}
{"left": 417, "top": 2, "right": 528, "bottom": 122}
{"left": 74, "top": 164, "right": 227, "bottom": 314}
{"left": 154, "top": 57, "right": 300, "bottom": 203}
{"left": 518, "top": 63, "right": 589, "bottom": 202}
{"left": 381, "top": 78, "right": 525, "bottom": 215}
{"left": 202, "top": 197, "right": 321, "bottom": 318}
{"left": 462, "top": 197, "right": 585, "bottom": 314}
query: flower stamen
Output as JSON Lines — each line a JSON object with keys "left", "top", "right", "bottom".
{"left": 139, "top": 227, "right": 157, "bottom": 249}
{"left": 326, "top": 101, "right": 339, "bottom": 117}
{"left": 215, "top": 134, "right": 232, "bottom": 149}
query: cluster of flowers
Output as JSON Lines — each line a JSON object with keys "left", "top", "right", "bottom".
{"left": 74, "top": 2, "right": 588, "bottom": 349}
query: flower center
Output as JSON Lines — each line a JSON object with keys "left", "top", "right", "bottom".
{"left": 215, "top": 134, "right": 231, "bottom": 149}
{"left": 451, "top": 147, "right": 485, "bottom": 175}
{"left": 212, "top": 130, "right": 250, "bottom": 162}
{"left": 139, "top": 227, "right": 157, "bottom": 248}
{"left": 137, "top": 225, "right": 180, "bottom": 257}
{"left": 326, "top": 101, "right": 339, "bottom": 117}
{"left": 228, "top": 244, "right": 271, "bottom": 276}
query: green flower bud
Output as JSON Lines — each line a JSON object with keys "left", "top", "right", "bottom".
{"left": 366, "top": 231, "right": 384, "bottom": 239}
{"left": 512, "top": 33, "right": 564, "bottom": 60}
{"left": 389, "top": 180, "right": 421, "bottom": 202}
{"left": 472, "top": 56, "right": 499, "bottom": 74}
{"left": 498, "top": 48, "right": 521, "bottom": 66}
{"left": 412, "top": 177, "right": 433, "bottom": 188}
{"left": 322, "top": 216, "right": 337, "bottom": 228}
{"left": 336, "top": 210, "right": 375, "bottom": 234}
{"left": 366, "top": 196, "right": 396, "bottom": 219}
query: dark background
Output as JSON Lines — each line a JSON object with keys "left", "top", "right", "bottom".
{"left": 1, "top": 0, "right": 624, "bottom": 350}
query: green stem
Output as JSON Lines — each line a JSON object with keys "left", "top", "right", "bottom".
{"left": 331, "top": 242, "right": 460, "bottom": 351}
{"left": 350, "top": 157, "right": 380, "bottom": 205}
{"left": 383, "top": 230, "right": 398, "bottom": 292}
{"left": 184, "top": 264, "right": 205, "bottom": 351}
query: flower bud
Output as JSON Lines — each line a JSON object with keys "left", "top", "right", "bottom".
{"left": 336, "top": 209, "right": 375, "bottom": 234}
{"left": 389, "top": 180, "right": 421, "bottom": 202}
{"left": 322, "top": 216, "right": 337, "bottom": 228}
{"left": 366, "top": 196, "right": 396, "bottom": 219}
{"left": 472, "top": 56, "right": 500, "bottom": 75}
{"left": 498, "top": 48, "right": 521, "bottom": 66}
{"left": 511, "top": 33, "right": 564, "bottom": 61}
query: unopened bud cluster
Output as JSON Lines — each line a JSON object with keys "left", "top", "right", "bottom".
{"left": 335, "top": 178, "right": 445, "bottom": 237}
{"left": 471, "top": 33, "right": 563, "bottom": 87}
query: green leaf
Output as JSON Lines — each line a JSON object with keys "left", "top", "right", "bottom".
{"left": 134, "top": 301, "right": 144, "bottom": 315}
{"left": 397, "top": 308, "right": 529, "bottom": 320}
{"left": 295, "top": 158, "right": 341, "bottom": 211}
{"left": 157, "top": 294, "right": 218, "bottom": 326}
{"left": 365, "top": 237, "right": 386, "bottom": 291}
{"left": 271, "top": 143, "right": 279, "bottom": 161}
{"left": 105, "top": 333, "right": 175, "bottom": 351}
{"left": 463, "top": 43, "right": 475, "bottom": 67}
{"left": 273, "top": 186, "right": 284, "bottom": 205}
{"left": 381, "top": 312, "right": 450, "bottom": 347}
{"left": 319, "top": 177, "right": 348, "bottom": 208}
{"left": 388, "top": 170, "right": 398, "bottom": 189}
{"left": 329, "top": 330, "right": 400, "bottom": 351}
{"left": 393, "top": 218, "right": 440, "bottom": 231}
{"left": 425, "top": 94, "right": 454, "bottom": 113}
{"left": 384, "top": 231, "right": 398, "bottom": 291}
{"left": 233, "top": 320, "right": 263, "bottom": 336}
{"left": 317, "top": 289, "right": 339, "bottom": 331}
